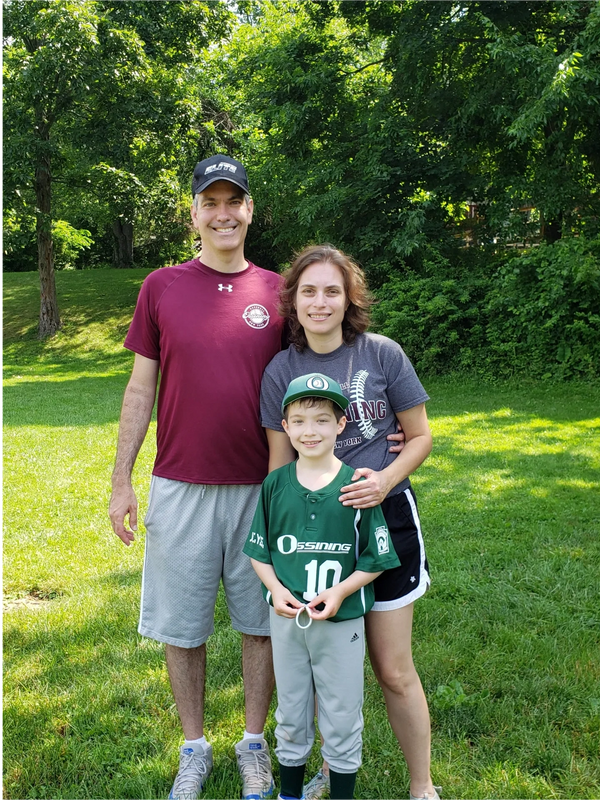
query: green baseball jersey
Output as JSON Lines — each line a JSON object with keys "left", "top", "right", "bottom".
{"left": 243, "top": 462, "right": 400, "bottom": 622}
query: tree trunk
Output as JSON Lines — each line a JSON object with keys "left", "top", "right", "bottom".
{"left": 540, "top": 211, "right": 563, "bottom": 244}
{"left": 112, "top": 218, "right": 134, "bottom": 268}
{"left": 35, "top": 155, "right": 61, "bottom": 338}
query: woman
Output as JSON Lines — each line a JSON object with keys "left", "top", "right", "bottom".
{"left": 260, "top": 245, "right": 439, "bottom": 800}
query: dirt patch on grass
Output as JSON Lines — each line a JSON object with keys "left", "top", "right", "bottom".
{"left": 3, "top": 588, "right": 63, "bottom": 611}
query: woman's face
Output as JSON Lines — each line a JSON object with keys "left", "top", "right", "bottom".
{"left": 294, "top": 261, "right": 348, "bottom": 347}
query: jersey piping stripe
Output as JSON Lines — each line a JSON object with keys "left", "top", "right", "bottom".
{"left": 353, "top": 508, "right": 367, "bottom": 614}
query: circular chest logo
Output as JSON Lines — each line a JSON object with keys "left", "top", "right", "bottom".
{"left": 243, "top": 304, "right": 270, "bottom": 329}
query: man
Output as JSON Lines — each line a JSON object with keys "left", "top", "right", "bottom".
{"left": 109, "top": 155, "right": 284, "bottom": 800}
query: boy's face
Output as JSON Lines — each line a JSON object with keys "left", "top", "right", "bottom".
{"left": 282, "top": 400, "right": 346, "bottom": 459}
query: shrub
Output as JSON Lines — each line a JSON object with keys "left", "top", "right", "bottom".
{"left": 371, "top": 237, "right": 600, "bottom": 380}
{"left": 52, "top": 220, "right": 94, "bottom": 269}
{"left": 371, "top": 257, "right": 489, "bottom": 375}
{"left": 486, "top": 237, "right": 600, "bottom": 379}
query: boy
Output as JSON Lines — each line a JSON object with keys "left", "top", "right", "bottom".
{"left": 243, "top": 373, "right": 400, "bottom": 800}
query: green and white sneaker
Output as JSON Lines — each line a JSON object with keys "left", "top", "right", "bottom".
{"left": 235, "top": 738, "right": 274, "bottom": 799}
{"left": 303, "top": 771, "right": 330, "bottom": 800}
{"left": 409, "top": 787, "right": 442, "bottom": 800}
{"left": 169, "top": 743, "right": 213, "bottom": 800}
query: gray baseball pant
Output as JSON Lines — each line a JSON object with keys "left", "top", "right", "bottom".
{"left": 270, "top": 607, "right": 365, "bottom": 774}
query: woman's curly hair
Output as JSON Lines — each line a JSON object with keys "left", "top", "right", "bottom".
{"left": 280, "top": 244, "right": 373, "bottom": 351}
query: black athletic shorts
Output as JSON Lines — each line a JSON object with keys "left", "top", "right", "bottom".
{"left": 371, "top": 486, "right": 431, "bottom": 610}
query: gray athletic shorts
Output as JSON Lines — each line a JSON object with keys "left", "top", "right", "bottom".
{"left": 139, "top": 477, "right": 269, "bottom": 648}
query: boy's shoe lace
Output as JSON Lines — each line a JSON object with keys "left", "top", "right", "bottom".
{"left": 303, "top": 770, "right": 330, "bottom": 800}
{"left": 169, "top": 743, "right": 213, "bottom": 800}
{"left": 409, "top": 786, "right": 442, "bottom": 800}
{"left": 235, "top": 738, "right": 274, "bottom": 799}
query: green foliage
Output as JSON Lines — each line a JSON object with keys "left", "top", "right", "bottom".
{"left": 486, "top": 237, "right": 600, "bottom": 379}
{"left": 371, "top": 250, "right": 491, "bottom": 375}
{"left": 372, "top": 237, "right": 600, "bottom": 380}
{"left": 51, "top": 220, "right": 94, "bottom": 269}
{"left": 2, "top": 208, "right": 37, "bottom": 273}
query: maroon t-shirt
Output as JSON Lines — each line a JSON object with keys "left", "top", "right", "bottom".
{"left": 124, "top": 259, "right": 284, "bottom": 484}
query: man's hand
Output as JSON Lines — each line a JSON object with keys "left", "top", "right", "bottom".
{"left": 339, "top": 467, "right": 392, "bottom": 508}
{"left": 109, "top": 482, "right": 138, "bottom": 546}
{"left": 307, "top": 586, "right": 345, "bottom": 621}
{"left": 271, "top": 585, "right": 304, "bottom": 618}
{"left": 387, "top": 422, "right": 406, "bottom": 454}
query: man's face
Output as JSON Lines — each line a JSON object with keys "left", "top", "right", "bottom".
{"left": 190, "top": 180, "right": 253, "bottom": 255}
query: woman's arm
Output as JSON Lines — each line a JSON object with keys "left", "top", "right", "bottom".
{"left": 339, "top": 403, "right": 432, "bottom": 509}
{"left": 266, "top": 428, "right": 296, "bottom": 472}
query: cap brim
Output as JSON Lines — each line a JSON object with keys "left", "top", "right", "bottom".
{"left": 193, "top": 175, "right": 249, "bottom": 196}
{"left": 281, "top": 390, "right": 348, "bottom": 414}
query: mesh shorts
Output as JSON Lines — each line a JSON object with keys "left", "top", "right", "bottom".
{"left": 371, "top": 487, "right": 430, "bottom": 611}
{"left": 138, "top": 477, "right": 269, "bottom": 647}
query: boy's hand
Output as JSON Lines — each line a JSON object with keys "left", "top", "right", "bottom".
{"left": 307, "top": 586, "right": 345, "bottom": 620}
{"left": 271, "top": 585, "right": 304, "bottom": 618}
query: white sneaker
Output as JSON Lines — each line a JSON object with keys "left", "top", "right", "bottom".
{"left": 235, "top": 738, "right": 274, "bottom": 799}
{"left": 303, "top": 771, "right": 330, "bottom": 800}
{"left": 409, "top": 787, "right": 442, "bottom": 800}
{"left": 169, "top": 743, "right": 213, "bottom": 800}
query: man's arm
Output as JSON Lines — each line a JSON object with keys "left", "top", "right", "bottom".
{"left": 109, "top": 353, "right": 159, "bottom": 545}
{"left": 339, "top": 403, "right": 432, "bottom": 509}
{"left": 266, "top": 428, "right": 295, "bottom": 472}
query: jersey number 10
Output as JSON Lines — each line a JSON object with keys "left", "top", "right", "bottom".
{"left": 303, "top": 559, "right": 343, "bottom": 601}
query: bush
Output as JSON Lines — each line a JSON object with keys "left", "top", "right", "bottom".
{"left": 486, "top": 237, "right": 600, "bottom": 379}
{"left": 52, "top": 220, "right": 94, "bottom": 269}
{"left": 371, "top": 251, "right": 490, "bottom": 375}
{"left": 371, "top": 237, "right": 600, "bottom": 380}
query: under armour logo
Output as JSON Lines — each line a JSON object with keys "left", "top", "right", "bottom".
{"left": 350, "top": 632, "right": 359, "bottom": 642}
{"left": 218, "top": 284, "right": 233, "bottom": 292}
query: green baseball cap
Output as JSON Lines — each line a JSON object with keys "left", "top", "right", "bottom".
{"left": 281, "top": 373, "right": 348, "bottom": 414}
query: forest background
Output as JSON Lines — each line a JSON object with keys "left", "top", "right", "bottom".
{"left": 4, "top": 0, "right": 600, "bottom": 379}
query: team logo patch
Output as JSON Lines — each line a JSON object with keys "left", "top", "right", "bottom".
{"left": 375, "top": 526, "right": 390, "bottom": 555}
{"left": 306, "top": 375, "right": 329, "bottom": 391}
{"left": 243, "top": 304, "right": 270, "bottom": 329}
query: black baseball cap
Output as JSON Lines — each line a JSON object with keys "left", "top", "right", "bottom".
{"left": 192, "top": 155, "right": 250, "bottom": 197}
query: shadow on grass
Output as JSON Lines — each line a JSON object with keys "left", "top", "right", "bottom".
{"left": 3, "top": 573, "right": 261, "bottom": 800}
{"left": 3, "top": 374, "right": 133, "bottom": 427}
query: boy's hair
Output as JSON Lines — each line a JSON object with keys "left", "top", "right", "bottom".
{"left": 280, "top": 244, "right": 373, "bottom": 352}
{"left": 283, "top": 396, "right": 345, "bottom": 422}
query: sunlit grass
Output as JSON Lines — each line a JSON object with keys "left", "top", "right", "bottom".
{"left": 3, "top": 270, "right": 600, "bottom": 799}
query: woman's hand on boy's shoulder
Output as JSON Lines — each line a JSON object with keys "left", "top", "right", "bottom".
{"left": 339, "top": 467, "right": 392, "bottom": 508}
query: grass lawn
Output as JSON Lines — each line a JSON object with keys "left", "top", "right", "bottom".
{"left": 3, "top": 269, "right": 600, "bottom": 800}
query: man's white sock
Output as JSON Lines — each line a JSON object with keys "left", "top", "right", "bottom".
{"left": 243, "top": 730, "right": 264, "bottom": 741}
{"left": 184, "top": 736, "right": 209, "bottom": 749}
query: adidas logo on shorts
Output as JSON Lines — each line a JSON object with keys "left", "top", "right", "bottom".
{"left": 350, "top": 632, "right": 359, "bottom": 642}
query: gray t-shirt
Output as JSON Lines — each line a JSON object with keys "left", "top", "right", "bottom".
{"left": 260, "top": 333, "right": 429, "bottom": 496}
